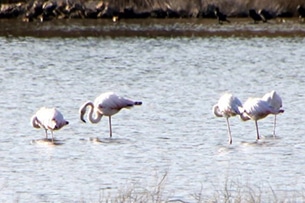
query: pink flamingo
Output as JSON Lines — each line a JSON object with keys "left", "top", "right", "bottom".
{"left": 262, "top": 90, "right": 284, "bottom": 137}
{"left": 239, "top": 97, "right": 284, "bottom": 140}
{"left": 31, "top": 107, "right": 69, "bottom": 142}
{"left": 213, "top": 93, "right": 243, "bottom": 144}
{"left": 79, "top": 92, "right": 142, "bottom": 138}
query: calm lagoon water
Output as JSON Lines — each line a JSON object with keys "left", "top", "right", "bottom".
{"left": 0, "top": 34, "right": 305, "bottom": 202}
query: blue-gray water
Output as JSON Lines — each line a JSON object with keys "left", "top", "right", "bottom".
{"left": 0, "top": 35, "right": 304, "bottom": 202}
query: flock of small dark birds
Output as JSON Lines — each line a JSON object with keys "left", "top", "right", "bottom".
{"left": 214, "top": 5, "right": 305, "bottom": 24}
{"left": 18, "top": 1, "right": 305, "bottom": 23}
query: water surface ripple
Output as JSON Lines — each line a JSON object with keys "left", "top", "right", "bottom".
{"left": 0, "top": 36, "right": 304, "bottom": 202}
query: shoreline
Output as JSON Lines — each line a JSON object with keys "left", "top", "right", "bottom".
{"left": 1, "top": 18, "right": 305, "bottom": 38}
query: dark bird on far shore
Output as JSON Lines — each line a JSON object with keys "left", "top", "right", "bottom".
{"left": 214, "top": 7, "right": 230, "bottom": 24}
{"left": 297, "top": 5, "right": 305, "bottom": 21}
{"left": 258, "top": 9, "right": 273, "bottom": 21}
{"left": 249, "top": 9, "right": 266, "bottom": 23}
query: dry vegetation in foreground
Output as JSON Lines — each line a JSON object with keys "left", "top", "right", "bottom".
{"left": 96, "top": 173, "right": 305, "bottom": 203}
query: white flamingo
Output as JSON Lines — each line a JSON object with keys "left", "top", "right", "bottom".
{"left": 31, "top": 107, "right": 69, "bottom": 142}
{"left": 239, "top": 97, "right": 284, "bottom": 140}
{"left": 213, "top": 93, "right": 243, "bottom": 144}
{"left": 262, "top": 90, "right": 284, "bottom": 137}
{"left": 79, "top": 92, "right": 142, "bottom": 138}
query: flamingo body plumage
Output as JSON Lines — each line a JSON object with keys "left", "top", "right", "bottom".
{"left": 262, "top": 90, "right": 284, "bottom": 136}
{"left": 31, "top": 107, "right": 69, "bottom": 142}
{"left": 239, "top": 97, "right": 284, "bottom": 140}
{"left": 79, "top": 92, "right": 142, "bottom": 137}
{"left": 213, "top": 93, "right": 243, "bottom": 144}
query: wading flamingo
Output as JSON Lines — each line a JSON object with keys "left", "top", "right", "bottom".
{"left": 213, "top": 93, "right": 243, "bottom": 144}
{"left": 239, "top": 97, "right": 284, "bottom": 140}
{"left": 262, "top": 90, "right": 284, "bottom": 137}
{"left": 31, "top": 107, "right": 69, "bottom": 142}
{"left": 79, "top": 92, "right": 142, "bottom": 138}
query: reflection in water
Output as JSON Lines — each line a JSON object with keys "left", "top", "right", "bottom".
{"left": 31, "top": 138, "right": 64, "bottom": 146}
{"left": 0, "top": 36, "right": 304, "bottom": 202}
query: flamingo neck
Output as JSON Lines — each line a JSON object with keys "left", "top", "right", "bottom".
{"left": 239, "top": 112, "right": 250, "bottom": 121}
{"left": 31, "top": 115, "right": 41, "bottom": 128}
{"left": 81, "top": 102, "right": 103, "bottom": 124}
{"left": 213, "top": 105, "right": 223, "bottom": 117}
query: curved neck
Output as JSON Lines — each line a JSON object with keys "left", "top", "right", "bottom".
{"left": 80, "top": 102, "right": 103, "bottom": 124}
{"left": 213, "top": 105, "right": 223, "bottom": 117}
{"left": 31, "top": 115, "right": 40, "bottom": 128}
{"left": 239, "top": 113, "right": 250, "bottom": 121}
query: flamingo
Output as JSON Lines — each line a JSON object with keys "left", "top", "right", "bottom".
{"left": 262, "top": 90, "right": 284, "bottom": 137}
{"left": 31, "top": 107, "right": 69, "bottom": 142}
{"left": 79, "top": 92, "right": 142, "bottom": 138}
{"left": 239, "top": 97, "right": 284, "bottom": 140}
{"left": 212, "top": 93, "right": 243, "bottom": 144}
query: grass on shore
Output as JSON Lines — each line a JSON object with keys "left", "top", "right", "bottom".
{"left": 97, "top": 173, "right": 305, "bottom": 203}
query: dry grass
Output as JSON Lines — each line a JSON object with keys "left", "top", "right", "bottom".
{"left": 97, "top": 173, "right": 305, "bottom": 203}
{"left": 98, "top": 172, "right": 171, "bottom": 203}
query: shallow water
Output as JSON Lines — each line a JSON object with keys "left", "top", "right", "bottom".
{"left": 0, "top": 33, "right": 305, "bottom": 202}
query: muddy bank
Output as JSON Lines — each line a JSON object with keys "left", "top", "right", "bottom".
{"left": 1, "top": 18, "right": 305, "bottom": 38}
{"left": 0, "top": 0, "right": 305, "bottom": 22}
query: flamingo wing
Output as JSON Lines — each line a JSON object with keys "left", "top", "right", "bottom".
{"left": 243, "top": 98, "right": 273, "bottom": 120}
{"left": 34, "top": 107, "right": 68, "bottom": 130}
{"left": 217, "top": 93, "right": 242, "bottom": 117}
{"left": 262, "top": 90, "right": 282, "bottom": 111}
{"left": 95, "top": 92, "right": 136, "bottom": 116}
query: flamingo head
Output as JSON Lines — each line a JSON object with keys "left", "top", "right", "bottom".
{"left": 79, "top": 108, "right": 87, "bottom": 123}
{"left": 50, "top": 119, "right": 69, "bottom": 130}
{"left": 239, "top": 110, "right": 251, "bottom": 121}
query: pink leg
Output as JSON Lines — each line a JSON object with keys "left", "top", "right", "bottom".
{"left": 255, "top": 120, "right": 260, "bottom": 140}
{"left": 273, "top": 115, "right": 277, "bottom": 137}
{"left": 109, "top": 116, "right": 112, "bottom": 138}
{"left": 225, "top": 117, "right": 232, "bottom": 144}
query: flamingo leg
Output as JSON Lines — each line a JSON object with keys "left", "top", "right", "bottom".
{"left": 51, "top": 131, "right": 54, "bottom": 143}
{"left": 44, "top": 129, "right": 48, "bottom": 139}
{"left": 255, "top": 120, "right": 260, "bottom": 140}
{"left": 109, "top": 116, "right": 112, "bottom": 138}
{"left": 273, "top": 115, "right": 277, "bottom": 137}
{"left": 225, "top": 117, "right": 232, "bottom": 144}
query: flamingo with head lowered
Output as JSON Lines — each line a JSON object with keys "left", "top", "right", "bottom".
{"left": 262, "top": 90, "right": 284, "bottom": 137}
{"left": 31, "top": 107, "right": 69, "bottom": 142}
{"left": 79, "top": 92, "right": 142, "bottom": 138}
{"left": 239, "top": 97, "right": 284, "bottom": 141}
{"left": 213, "top": 93, "right": 243, "bottom": 144}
